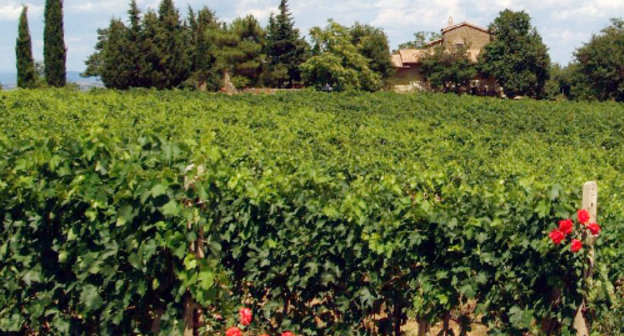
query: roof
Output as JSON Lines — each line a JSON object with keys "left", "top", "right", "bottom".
{"left": 425, "top": 39, "right": 443, "bottom": 47}
{"left": 398, "top": 49, "right": 430, "bottom": 64}
{"left": 441, "top": 21, "right": 490, "bottom": 35}
{"left": 391, "top": 48, "right": 482, "bottom": 68}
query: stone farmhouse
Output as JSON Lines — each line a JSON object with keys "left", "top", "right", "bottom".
{"left": 391, "top": 19, "right": 496, "bottom": 93}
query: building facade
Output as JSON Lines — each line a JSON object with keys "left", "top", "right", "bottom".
{"left": 392, "top": 20, "right": 496, "bottom": 93}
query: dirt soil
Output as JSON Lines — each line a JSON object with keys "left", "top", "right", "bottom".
{"left": 402, "top": 319, "right": 489, "bottom": 336}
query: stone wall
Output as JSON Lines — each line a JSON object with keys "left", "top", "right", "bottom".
{"left": 442, "top": 26, "right": 491, "bottom": 51}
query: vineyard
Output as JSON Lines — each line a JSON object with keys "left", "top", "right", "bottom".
{"left": 1, "top": 89, "right": 623, "bottom": 335}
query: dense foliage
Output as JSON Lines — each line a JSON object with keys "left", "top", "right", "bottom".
{"left": 575, "top": 18, "right": 624, "bottom": 102}
{"left": 15, "top": 6, "right": 36, "bottom": 89}
{"left": 0, "top": 90, "right": 623, "bottom": 335}
{"left": 43, "top": 0, "right": 66, "bottom": 87}
{"left": 421, "top": 45, "right": 478, "bottom": 93}
{"left": 480, "top": 10, "right": 550, "bottom": 98}
{"left": 349, "top": 23, "right": 394, "bottom": 81}
{"left": 302, "top": 21, "right": 383, "bottom": 91}
{"left": 265, "top": 0, "right": 310, "bottom": 88}
{"left": 85, "top": 0, "right": 310, "bottom": 91}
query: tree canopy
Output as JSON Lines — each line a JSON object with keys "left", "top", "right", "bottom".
{"left": 16, "top": 6, "right": 36, "bottom": 89}
{"left": 421, "top": 45, "right": 478, "bottom": 93}
{"left": 265, "top": 0, "right": 309, "bottom": 87}
{"left": 301, "top": 20, "right": 382, "bottom": 92}
{"left": 350, "top": 23, "right": 394, "bottom": 81}
{"left": 44, "top": 0, "right": 66, "bottom": 87}
{"left": 574, "top": 18, "right": 624, "bottom": 102}
{"left": 480, "top": 10, "right": 550, "bottom": 98}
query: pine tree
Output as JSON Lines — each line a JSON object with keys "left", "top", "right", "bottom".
{"left": 230, "top": 15, "right": 266, "bottom": 88}
{"left": 139, "top": 10, "right": 161, "bottom": 88}
{"left": 126, "top": 0, "right": 146, "bottom": 87}
{"left": 44, "top": 0, "right": 66, "bottom": 87}
{"left": 187, "top": 7, "right": 221, "bottom": 90}
{"left": 16, "top": 6, "right": 36, "bottom": 88}
{"left": 265, "top": 0, "right": 309, "bottom": 87}
{"left": 100, "top": 19, "right": 134, "bottom": 89}
{"left": 152, "top": 0, "right": 191, "bottom": 88}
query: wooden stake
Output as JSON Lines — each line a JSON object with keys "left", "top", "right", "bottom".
{"left": 417, "top": 316, "right": 429, "bottom": 336}
{"left": 574, "top": 181, "right": 597, "bottom": 336}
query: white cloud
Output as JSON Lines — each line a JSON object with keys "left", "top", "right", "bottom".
{"left": 371, "top": 0, "right": 465, "bottom": 28}
{"left": 66, "top": 0, "right": 160, "bottom": 14}
{"left": 234, "top": 0, "right": 275, "bottom": 21}
{"left": 0, "top": 2, "right": 43, "bottom": 22}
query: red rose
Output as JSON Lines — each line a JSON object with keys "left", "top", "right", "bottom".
{"left": 259, "top": 334, "right": 269, "bottom": 336}
{"left": 577, "top": 209, "right": 590, "bottom": 224}
{"left": 239, "top": 307, "right": 252, "bottom": 326}
{"left": 588, "top": 222, "right": 601, "bottom": 235}
{"left": 226, "top": 327, "right": 242, "bottom": 336}
{"left": 281, "top": 332, "right": 295, "bottom": 336}
{"left": 558, "top": 219, "right": 574, "bottom": 235}
{"left": 571, "top": 239, "right": 583, "bottom": 253}
{"left": 549, "top": 229, "right": 565, "bottom": 245}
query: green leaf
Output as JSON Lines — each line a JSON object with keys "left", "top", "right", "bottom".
{"left": 161, "top": 200, "right": 181, "bottom": 216}
{"left": 80, "top": 285, "right": 103, "bottom": 313}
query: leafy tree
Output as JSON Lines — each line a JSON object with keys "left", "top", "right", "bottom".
{"left": 350, "top": 23, "right": 394, "bottom": 81}
{"left": 479, "top": 10, "right": 550, "bottom": 98}
{"left": 265, "top": 0, "right": 309, "bottom": 87}
{"left": 44, "top": 0, "right": 67, "bottom": 87}
{"left": 421, "top": 45, "right": 478, "bottom": 93}
{"left": 301, "top": 20, "right": 382, "bottom": 91}
{"left": 575, "top": 18, "right": 624, "bottom": 102}
{"left": 16, "top": 6, "right": 36, "bottom": 89}
{"left": 398, "top": 31, "right": 441, "bottom": 49}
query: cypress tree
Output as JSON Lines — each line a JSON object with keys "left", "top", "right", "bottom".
{"left": 152, "top": 0, "right": 191, "bottom": 88}
{"left": 126, "top": 0, "right": 146, "bottom": 87}
{"left": 188, "top": 7, "right": 221, "bottom": 90}
{"left": 265, "top": 0, "right": 309, "bottom": 87}
{"left": 44, "top": 0, "right": 66, "bottom": 87}
{"left": 16, "top": 6, "right": 36, "bottom": 88}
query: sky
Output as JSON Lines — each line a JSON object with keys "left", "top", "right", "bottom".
{"left": 0, "top": 0, "right": 622, "bottom": 74}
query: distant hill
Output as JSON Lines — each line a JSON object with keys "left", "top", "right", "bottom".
{"left": 0, "top": 71, "right": 104, "bottom": 90}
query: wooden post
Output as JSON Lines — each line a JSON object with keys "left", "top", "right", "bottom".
{"left": 417, "top": 317, "right": 429, "bottom": 336}
{"left": 573, "top": 181, "right": 597, "bottom": 336}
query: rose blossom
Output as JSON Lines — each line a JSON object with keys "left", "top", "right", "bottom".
{"left": 239, "top": 307, "right": 252, "bottom": 326}
{"left": 226, "top": 327, "right": 242, "bottom": 336}
{"left": 587, "top": 222, "right": 601, "bottom": 235}
{"left": 558, "top": 219, "right": 574, "bottom": 235}
{"left": 571, "top": 239, "right": 583, "bottom": 253}
{"left": 577, "top": 209, "right": 590, "bottom": 224}
{"left": 549, "top": 229, "right": 565, "bottom": 245}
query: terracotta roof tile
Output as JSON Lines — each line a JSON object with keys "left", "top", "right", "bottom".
{"left": 398, "top": 49, "right": 428, "bottom": 64}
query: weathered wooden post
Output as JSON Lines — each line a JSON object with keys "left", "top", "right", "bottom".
{"left": 417, "top": 317, "right": 430, "bottom": 336}
{"left": 573, "top": 181, "right": 597, "bottom": 336}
